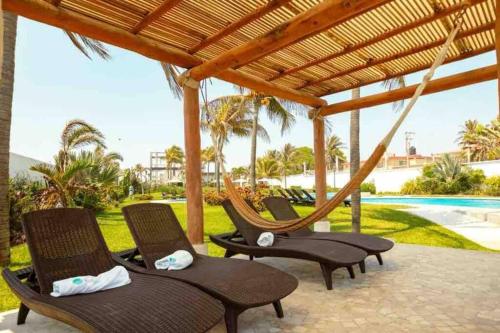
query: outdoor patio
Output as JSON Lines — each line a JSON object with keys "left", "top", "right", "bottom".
{"left": 1, "top": 243, "right": 499, "bottom": 333}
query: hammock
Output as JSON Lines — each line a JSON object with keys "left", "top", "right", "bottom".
{"left": 216, "top": 5, "right": 469, "bottom": 232}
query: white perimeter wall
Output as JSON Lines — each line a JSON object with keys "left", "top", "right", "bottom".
{"left": 286, "top": 159, "right": 500, "bottom": 192}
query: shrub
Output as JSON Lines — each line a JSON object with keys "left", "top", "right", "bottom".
{"left": 484, "top": 176, "right": 500, "bottom": 196}
{"left": 203, "top": 186, "right": 270, "bottom": 211}
{"left": 136, "top": 194, "right": 154, "bottom": 201}
{"left": 360, "top": 182, "right": 376, "bottom": 194}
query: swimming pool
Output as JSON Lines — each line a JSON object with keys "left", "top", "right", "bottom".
{"left": 358, "top": 196, "right": 500, "bottom": 209}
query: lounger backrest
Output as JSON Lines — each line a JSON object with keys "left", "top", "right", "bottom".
{"left": 122, "top": 203, "right": 196, "bottom": 270}
{"left": 263, "top": 197, "right": 313, "bottom": 237}
{"left": 221, "top": 199, "right": 264, "bottom": 246}
{"left": 22, "top": 208, "right": 115, "bottom": 294}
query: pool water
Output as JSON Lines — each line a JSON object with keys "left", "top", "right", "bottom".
{"left": 358, "top": 196, "right": 500, "bottom": 209}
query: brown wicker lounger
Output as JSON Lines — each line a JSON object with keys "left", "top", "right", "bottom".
{"left": 2, "top": 208, "right": 223, "bottom": 333}
{"left": 121, "top": 203, "right": 298, "bottom": 333}
{"left": 263, "top": 196, "right": 394, "bottom": 268}
{"left": 209, "top": 199, "right": 367, "bottom": 290}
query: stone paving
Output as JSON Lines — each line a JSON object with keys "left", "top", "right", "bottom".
{"left": 1, "top": 243, "right": 500, "bottom": 332}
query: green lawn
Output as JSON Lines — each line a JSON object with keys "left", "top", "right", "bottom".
{"left": 0, "top": 197, "right": 491, "bottom": 312}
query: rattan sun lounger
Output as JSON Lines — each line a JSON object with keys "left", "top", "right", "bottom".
{"left": 2, "top": 208, "right": 223, "bottom": 333}
{"left": 263, "top": 196, "right": 394, "bottom": 267}
{"left": 277, "top": 188, "right": 296, "bottom": 203}
{"left": 301, "top": 189, "right": 351, "bottom": 207}
{"left": 210, "top": 200, "right": 367, "bottom": 290}
{"left": 290, "top": 189, "right": 315, "bottom": 205}
{"left": 121, "top": 203, "right": 298, "bottom": 333}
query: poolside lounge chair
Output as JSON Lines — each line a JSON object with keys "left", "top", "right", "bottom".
{"left": 210, "top": 200, "right": 367, "bottom": 290}
{"left": 277, "top": 188, "right": 296, "bottom": 203}
{"left": 121, "top": 203, "right": 298, "bottom": 333}
{"left": 291, "top": 189, "right": 315, "bottom": 205}
{"left": 263, "top": 196, "right": 394, "bottom": 266}
{"left": 301, "top": 189, "right": 352, "bottom": 207}
{"left": 2, "top": 208, "right": 223, "bottom": 333}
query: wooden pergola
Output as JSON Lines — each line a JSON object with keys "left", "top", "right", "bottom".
{"left": 2, "top": 0, "right": 498, "bottom": 249}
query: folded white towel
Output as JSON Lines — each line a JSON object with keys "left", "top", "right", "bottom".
{"left": 257, "top": 232, "right": 274, "bottom": 247}
{"left": 51, "top": 266, "right": 131, "bottom": 297}
{"left": 154, "top": 250, "right": 193, "bottom": 270}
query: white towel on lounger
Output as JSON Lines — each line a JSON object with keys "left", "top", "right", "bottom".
{"left": 154, "top": 250, "right": 193, "bottom": 270}
{"left": 51, "top": 266, "right": 131, "bottom": 297}
{"left": 257, "top": 232, "right": 274, "bottom": 247}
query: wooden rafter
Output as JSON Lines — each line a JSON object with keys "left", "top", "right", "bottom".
{"left": 189, "top": 0, "right": 293, "bottom": 54}
{"left": 50, "top": 0, "right": 61, "bottom": 6}
{"left": 318, "top": 65, "right": 497, "bottom": 116}
{"left": 268, "top": 0, "right": 486, "bottom": 82}
{"left": 187, "top": 0, "right": 392, "bottom": 81}
{"left": 299, "top": 22, "right": 495, "bottom": 90}
{"left": 3, "top": 0, "right": 326, "bottom": 107}
{"left": 318, "top": 45, "right": 495, "bottom": 97}
{"left": 131, "top": 0, "right": 183, "bottom": 34}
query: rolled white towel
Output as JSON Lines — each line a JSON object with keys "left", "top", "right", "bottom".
{"left": 257, "top": 232, "right": 274, "bottom": 247}
{"left": 51, "top": 266, "right": 131, "bottom": 297}
{"left": 154, "top": 250, "right": 194, "bottom": 270}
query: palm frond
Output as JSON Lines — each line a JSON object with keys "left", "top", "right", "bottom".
{"left": 160, "top": 62, "right": 183, "bottom": 100}
{"left": 64, "top": 31, "right": 111, "bottom": 60}
{"left": 382, "top": 76, "right": 406, "bottom": 112}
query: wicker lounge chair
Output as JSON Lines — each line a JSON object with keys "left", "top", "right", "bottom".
{"left": 276, "top": 188, "right": 296, "bottom": 203}
{"left": 263, "top": 196, "right": 394, "bottom": 267}
{"left": 290, "top": 189, "right": 315, "bottom": 205}
{"left": 2, "top": 208, "right": 223, "bottom": 333}
{"left": 210, "top": 200, "right": 367, "bottom": 290}
{"left": 301, "top": 189, "right": 351, "bottom": 207}
{"left": 121, "top": 203, "right": 298, "bottom": 333}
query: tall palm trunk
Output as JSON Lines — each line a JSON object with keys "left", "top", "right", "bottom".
{"left": 215, "top": 157, "right": 220, "bottom": 193}
{"left": 0, "top": 12, "right": 18, "bottom": 266}
{"left": 350, "top": 88, "right": 361, "bottom": 233}
{"left": 249, "top": 107, "right": 259, "bottom": 191}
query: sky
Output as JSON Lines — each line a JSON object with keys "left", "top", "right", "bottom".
{"left": 9, "top": 17, "right": 498, "bottom": 168}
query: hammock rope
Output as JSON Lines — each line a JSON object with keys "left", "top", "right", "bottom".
{"left": 214, "top": 4, "right": 469, "bottom": 232}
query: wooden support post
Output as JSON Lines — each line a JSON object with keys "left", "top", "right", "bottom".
{"left": 496, "top": 0, "right": 500, "bottom": 117}
{"left": 313, "top": 116, "right": 329, "bottom": 232}
{"left": 183, "top": 81, "right": 204, "bottom": 249}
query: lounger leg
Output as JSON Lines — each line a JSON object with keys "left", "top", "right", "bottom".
{"left": 375, "top": 253, "right": 384, "bottom": 265}
{"left": 319, "top": 264, "right": 333, "bottom": 290}
{"left": 347, "top": 266, "right": 355, "bottom": 279}
{"left": 224, "top": 305, "right": 243, "bottom": 333}
{"left": 272, "top": 301, "right": 284, "bottom": 318}
{"left": 359, "top": 260, "right": 366, "bottom": 273}
{"left": 249, "top": 255, "right": 254, "bottom": 261}
{"left": 17, "top": 303, "right": 30, "bottom": 325}
{"left": 224, "top": 249, "right": 236, "bottom": 258}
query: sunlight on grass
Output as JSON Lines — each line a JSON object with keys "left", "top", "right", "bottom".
{"left": 0, "top": 196, "right": 491, "bottom": 312}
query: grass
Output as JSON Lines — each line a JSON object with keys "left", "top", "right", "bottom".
{"left": 0, "top": 196, "right": 492, "bottom": 312}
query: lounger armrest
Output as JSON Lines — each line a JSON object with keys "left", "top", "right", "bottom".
{"left": 2, "top": 267, "right": 40, "bottom": 301}
{"left": 110, "top": 252, "right": 148, "bottom": 274}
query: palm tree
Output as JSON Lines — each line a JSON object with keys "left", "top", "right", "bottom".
{"left": 165, "top": 145, "right": 184, "bottom": 179}
{"left": 201, "top": 146, "right": 216, "bottom": 183}
{"left": 325, "top": 135, "right": 346, "bottom": 171}
{"left": 432, "top": 154, "right": 462, "bottom": 182}
{"left": 231, "top": 166, "right": 248, "bottom": 180}
{"left": 0, "top": 14, "right": 110, "bottom": 264}
{"left": 0, "top": 11, "right": 17, "bottom": 266}
{"left": 277, "top": 144, "right": 297, "bottom": 188}
{"left": 234, "top": 88, "right": 305, "bottom": 191}
{"left": 457, "top": 119, "right": 500, "bottom": 162}
{"left": 133, "top": 164, "right": 148, "bottom": 195}
{"left": 201, "top": 95, "right": 267, "bottom": 192}
{"left": 256, "top": 158, "right": 280, "bottom": 179}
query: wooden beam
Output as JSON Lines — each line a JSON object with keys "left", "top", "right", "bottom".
{"left": 189, "top": 0, "right": 293, "bottom": 54}
{"left": 50, "top": 0, "right": 61, "bottom": 6}
{"left": 131, "top": 0, "right": 183, "bottom": 34}
{"left": 3, "top": 0, "right": 325, "bottom": 107}
{"left": 183, "top": 83, "right": 204, "bottom": 245}
{"left": 299, "top": 22, "right": 494, "bottom": 89}
{"left": 187, "top": 0, "right": 391, "bottom": 81}
{"left": 269, "top": 0, "right": 486, "bottom": 81}
{"left": 313, "top": 118, "right": 327, "bottom": 207}
{"left": 496, "top": 0, "right": 500, "bottom": 116}
{"left": 319, "top": 65, "right": 497, "bottom": 116}
{"left": 318, "top": 45, "right": 495, "bottom": 97}
{"left": 217, "top": 69, "right": 326, "bottom": 107}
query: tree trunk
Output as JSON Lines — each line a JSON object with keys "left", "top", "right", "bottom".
{"left": 350, "top": 88, "right": 361, "bottom": 234}
{"left": 249, "top": 107, "right": 259, "bottom": 192}
{"left": 215, "top": 159, "right": 220, "bottom": 193}
{"left": 0, "top": 11, "right": 18, "bottom": 266}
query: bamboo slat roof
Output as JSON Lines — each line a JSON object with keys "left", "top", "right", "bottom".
{"left": 35, "top": 0, "right": 498, "bottom": 97}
